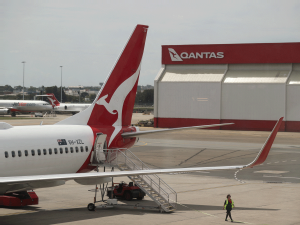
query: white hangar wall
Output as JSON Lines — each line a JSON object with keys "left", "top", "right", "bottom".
{"left": 221, "top": 64, "right": 290, "bottom": 131}
{"left": 154, "top": 64, "right": 226, "bottom": 127}
{"left": 154, "top": 63, "right": 300, "bottom": 132}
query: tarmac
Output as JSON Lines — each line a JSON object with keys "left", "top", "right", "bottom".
{"left": 0, "top": 114, "right": 299, "bottom": 225}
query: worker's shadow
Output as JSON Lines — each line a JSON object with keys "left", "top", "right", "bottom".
{"left": 123, "top": 199, "right": 278, "bottom": 211}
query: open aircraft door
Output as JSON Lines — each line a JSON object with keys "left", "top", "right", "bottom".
{"left": 90, "top": 133, "right": 107, "bottom": 164}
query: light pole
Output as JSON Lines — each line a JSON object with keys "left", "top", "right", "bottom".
{"left": 60, "top": 66, "right": 63, "bottom": 102}
{"left": 22, "top": 61, "right": 26, "bottom": 100}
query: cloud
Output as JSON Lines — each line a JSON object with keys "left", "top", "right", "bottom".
{"left": 1, "top": 0, "right": 299, "bottom": 86}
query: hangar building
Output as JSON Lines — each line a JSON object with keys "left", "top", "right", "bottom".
{"left": 154, "top": 43, "right": 300, "bottom": 132}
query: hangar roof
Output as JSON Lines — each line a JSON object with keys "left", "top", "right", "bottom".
{"left": 160, "top": 65, "right": 226, "bottom": 82}
{"left": 288, "top": 64, "right": 300, "bottom": 85}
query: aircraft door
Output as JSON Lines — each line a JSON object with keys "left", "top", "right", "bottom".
{"left": 90, "top": 133, "right": 107, "bottom": 164}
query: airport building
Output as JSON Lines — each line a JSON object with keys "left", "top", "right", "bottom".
{"left": 154, "top": 43, "right": 300, "bottom": 132}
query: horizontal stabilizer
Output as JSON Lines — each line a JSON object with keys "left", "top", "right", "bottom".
{"left": 122, "top": 123, "right": 234, "bottom": 138}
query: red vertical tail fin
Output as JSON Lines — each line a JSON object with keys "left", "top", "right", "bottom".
{"left": 88, "top": 24, "right": 148, "bottom": 127}
{"left": 56, "top": 25, "right": 148, "bottom": 131}
{"left": 46, "top": 93, "right": 60, "bottom": 107}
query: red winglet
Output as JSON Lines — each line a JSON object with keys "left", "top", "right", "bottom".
{"left": 246, "top": 117, "right": 283, "bottom": 168}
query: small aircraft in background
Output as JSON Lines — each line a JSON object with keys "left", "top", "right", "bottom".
{"left": 0, "top": 100, "right": 52, "bottom": 117}
{"left": 46, "top": 93, "right": 90, "bottom": 115}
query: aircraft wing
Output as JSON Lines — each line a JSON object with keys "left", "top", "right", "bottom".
{"left": 0, "top": 118, "right": 283, "bottom": 188}
{"left": 122, "top": 123, "right": 234, "bottom": 138}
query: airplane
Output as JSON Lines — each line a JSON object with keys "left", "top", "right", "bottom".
{"left": 0, "top": 99, "right": 52, "bottom": 117}
{"left": 46, "top": 93, "right": 90, "bottom": 114}
{"left": 0, "top": 25, "right": 283, "bottom": 210}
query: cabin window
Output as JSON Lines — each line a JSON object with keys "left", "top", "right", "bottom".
{"left": 18, "top": 150, "right": 22, "bottom": 157}
{"left": 31, "top": 150, "right": 35, "bottom": 156}
{"left": 5, "top": 151, "right": 8, "bottom": 158}
{"left": 75, "top": 146, "right": 79, "bottom": 153}
{"left": 80, "top": 146, "right": 84, "bottom": 152}
{"left": 70, "top": 147, "right": 74, "bottom": 153}
{"left": 65, "top": 147, "right": 68, "bottom": 154}
{"left": 54, "top": 148, "right": 58, "bottom": 154}
{"left": 12, "top": 151, "right": 15, "bottom": 157}
{"left": 43, "top": 149, "right": 47, "bottom": 155}
{"left": 60, "top": 148, "right": 63, "bottom": 154}
{"left": 24, "top": 150, "right": 28, "bottom": 157}
{"left": 85, "top": 146, "right": 88, "bottom": 152}
{"left": 49, "top": 148, "right": 52, "bottom": 155}
{"left": 37, "top": 149, "right": 41, "bottom": 156}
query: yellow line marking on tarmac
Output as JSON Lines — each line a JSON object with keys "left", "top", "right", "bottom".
{"left": 132, "top": 141, "right": 148, "bottom": 148}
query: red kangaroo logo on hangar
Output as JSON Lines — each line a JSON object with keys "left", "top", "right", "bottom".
{"left": 168, "top": 48, "right": 224, "bottom": 61}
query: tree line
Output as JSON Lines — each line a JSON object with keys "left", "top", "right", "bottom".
{"left": 1, "top": 85, "right": 154, "bottom": 105}
{"left": 135, "top": 89, "right": 154, "bottom": 105}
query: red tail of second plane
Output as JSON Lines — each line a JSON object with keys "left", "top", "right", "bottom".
{"left": 46, "top": 93, "right": 60, "bottom": 107}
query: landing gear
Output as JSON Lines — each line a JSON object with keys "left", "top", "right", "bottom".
{"left": 11, "top": 112, "right": 16, "bottom": 117}
{"left": 87, "top": 203, "right": 95, "bottom": 211}
{"left": 87, "top": 166, "right": 115, "bottom": 211}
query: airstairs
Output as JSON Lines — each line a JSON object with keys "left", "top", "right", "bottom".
{"left": 97, "top": 148, "right": 177, "bottom": 212}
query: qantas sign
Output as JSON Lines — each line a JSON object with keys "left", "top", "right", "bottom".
{"left": 168, "top": 48, "right": 224, "bottom": 61}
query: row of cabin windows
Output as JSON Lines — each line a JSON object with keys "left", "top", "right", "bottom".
{"left": 4, "top": 146, "right": 89, "bottom": 158}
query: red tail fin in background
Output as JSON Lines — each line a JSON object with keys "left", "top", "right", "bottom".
{"left": 46, "top": 93, "right": 60, "bottom": 107}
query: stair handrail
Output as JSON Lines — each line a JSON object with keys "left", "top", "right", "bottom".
{"left": 103, "top": 148, "right": 177, "bottom": 208}
{"left": 109, "top": 148, "right": 177, "bottom": 194}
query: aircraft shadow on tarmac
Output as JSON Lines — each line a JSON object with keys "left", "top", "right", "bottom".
{"left": 0, "top": 201, "right": 278, "bottom": 225}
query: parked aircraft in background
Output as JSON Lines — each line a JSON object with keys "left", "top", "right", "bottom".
{"left": 46, "top": 93, "right": 90, "bottom": 114}
{"left": 0, "top": 100, "right": 52, "bottom": 116}
{"left": 0, "top": 25, "right": 283, "bottom": 210}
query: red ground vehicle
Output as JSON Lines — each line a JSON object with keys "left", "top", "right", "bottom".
{"left": 107, "top": 182, "right": 145, "bottom": 201}
{"left": 0, "top": 191, "right": 38, "bottom": 207}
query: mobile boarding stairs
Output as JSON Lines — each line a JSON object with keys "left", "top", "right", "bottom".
{"left": 88, "top": 136, "right": 177, "bottom": 213}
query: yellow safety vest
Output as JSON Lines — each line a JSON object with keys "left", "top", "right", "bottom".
{"left": 224, "top": 199, "right": 234, "bottom": 209}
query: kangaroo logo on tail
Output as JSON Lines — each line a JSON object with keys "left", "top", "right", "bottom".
{"left": 96, "top": 64, "right": 141, "bottom": 146}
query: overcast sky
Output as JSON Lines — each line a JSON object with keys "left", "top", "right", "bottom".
{"left": 1, "top": 0, "right": 300, "bottom": 87}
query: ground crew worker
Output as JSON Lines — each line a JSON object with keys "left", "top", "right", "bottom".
{"left": 223, "top": 194, "right": 234, "bottom": 222}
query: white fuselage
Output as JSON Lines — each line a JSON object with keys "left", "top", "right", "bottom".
{"left": 0, "top": 100, "right": 52, "bottom": 112}
{"left": 0, "top": 125, "right": 94, "bottom": 177}
{"left": 54, "top": 103, "right": 90, "bottom": 113}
